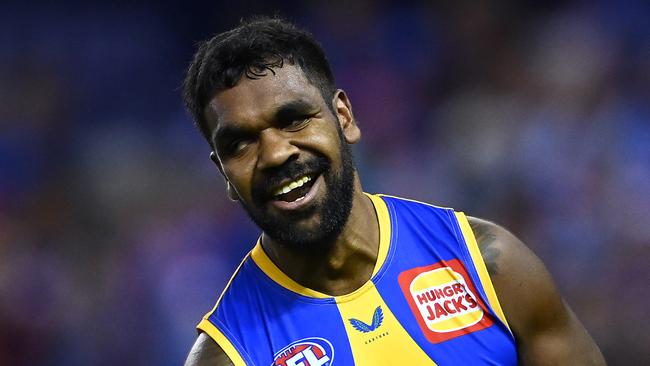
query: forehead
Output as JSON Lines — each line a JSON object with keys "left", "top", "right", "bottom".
{"left": 204, "top": 64, "right": 324, "bottom": 131}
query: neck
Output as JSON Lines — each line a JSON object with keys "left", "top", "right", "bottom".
{"left": 261, "top": 179, "right": 379, "bottom": 296}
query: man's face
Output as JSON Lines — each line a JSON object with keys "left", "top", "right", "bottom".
{"left": 204, "top": 65, "right": 360, "bottom": 251}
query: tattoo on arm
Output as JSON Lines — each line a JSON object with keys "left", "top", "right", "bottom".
{"left": 469, "top": 221, "right": 501, "bottom": 276}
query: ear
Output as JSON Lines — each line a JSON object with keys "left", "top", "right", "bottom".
{"left": 226, "top": 182, "right": 239, "bottom": 201}
{"left": 210, "top": 151, "right": 239, "bottom": 201}
{"left": 332, "top": 90, "right": 361, "bottom": 144}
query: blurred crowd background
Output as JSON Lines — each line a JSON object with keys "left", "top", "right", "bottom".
{"left": 1, "top": 0, "right": 648, "bottom": 364}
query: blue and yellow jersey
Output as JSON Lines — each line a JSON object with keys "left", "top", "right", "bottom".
{"left": 198, "top": 194, "right": 517, "bottom": 365}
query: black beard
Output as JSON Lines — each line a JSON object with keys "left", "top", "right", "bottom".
{"left": 239, "top": 139, "right": 355, "bottom": 253}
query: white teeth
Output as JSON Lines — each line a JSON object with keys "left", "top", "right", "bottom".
{"left": 273, "top": 175, "right": 312, "bottom": 196}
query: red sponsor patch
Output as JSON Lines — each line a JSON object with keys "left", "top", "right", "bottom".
{"left": 398, "top": 259, "right": 494, "bottom": 343}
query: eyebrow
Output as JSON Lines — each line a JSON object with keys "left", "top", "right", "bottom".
{"left": 211, "top": 98, "right": 319, "bottom": 144}
{"left": 212, "top": 124, "right": 243, "bottom": 146}
{"left": 274, "top": 99, "right": 317, "bottom": 122}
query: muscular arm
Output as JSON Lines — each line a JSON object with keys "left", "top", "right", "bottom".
{"left": 468, "top": 216, "right": 605, "bottom": 365}
{"left": 184, "top": 333, "right": 234, "bottom": 366}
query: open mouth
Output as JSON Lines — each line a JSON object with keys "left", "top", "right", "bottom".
{"left": 271, "top": 174, "right": 317, "bottom": 203}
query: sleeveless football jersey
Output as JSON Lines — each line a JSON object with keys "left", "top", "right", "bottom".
{"left": 197, "top": 194, "right": 518, "bottom": 365}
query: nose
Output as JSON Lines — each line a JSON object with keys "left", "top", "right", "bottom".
{"left": 256, "top": 128, "right": 299, "bottom": 170}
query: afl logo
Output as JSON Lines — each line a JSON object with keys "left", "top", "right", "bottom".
{"left": 271, "top": 337, "right": 334, "bottom": 366}
{"left": 398, "top": 259, "right": 494, "bottom": 344}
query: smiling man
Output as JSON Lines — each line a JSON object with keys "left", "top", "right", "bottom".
{"left": 182, "top": 17, "right": 605, "bottom": 366}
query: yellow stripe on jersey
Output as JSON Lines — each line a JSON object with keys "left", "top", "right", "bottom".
{"left": 251, "top": 240, "right": 331, "bottom": 298}
{"left": 197, "top": 318, "right": 247, "bottom": 366}
{"left": 454, "top": 212, "right": 511, "bottom": 332}
{"left": 250, "top": 193, "right": 391, "bottom": 299}
{"left": 365, "top": 193, "right": 391, "bottom": 277}
{"left": 377, "top": 193, "right": 454, "bottom": 210}
{"left": 335, "top": 284, "right": 437, "bottom": 365}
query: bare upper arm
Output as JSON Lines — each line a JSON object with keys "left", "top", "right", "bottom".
{"left": 184, "top": 332, "right": 234, "bottom": 366}
{"left": 467, "top": 216, "right": 606, "bottom": 366}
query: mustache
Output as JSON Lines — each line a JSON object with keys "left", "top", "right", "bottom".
{"left": 252, "top": 156, "right": 329, "bottom": 201}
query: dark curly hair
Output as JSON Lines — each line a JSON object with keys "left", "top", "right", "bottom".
{"left": 182, "top": 16, "right": 337, "bottom": 142}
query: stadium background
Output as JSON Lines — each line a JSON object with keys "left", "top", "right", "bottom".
{"left": 1, "top": 0, "right": 648, "bottom": 364}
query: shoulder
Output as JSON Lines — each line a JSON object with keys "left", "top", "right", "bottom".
{"left": 466, "top": 217, "right": 553, "bottom": 329}
{"left": 184, "top": 333, "right": 233, "bottom": 366}
{"left": 466, "top": 216, "right": 606, "bottom": 365}
{"left": 466, "top": 216, "right": 546, "bottom": 288}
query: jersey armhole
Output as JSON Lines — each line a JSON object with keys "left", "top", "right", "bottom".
{"left": 453, "top": 211, "right": 512, "bottom": 334}
{"left": 197, "top": 318, "right": 250, "bottom": 366}
{"left": 196, "top": 252, "right": 253, "bottom": 365}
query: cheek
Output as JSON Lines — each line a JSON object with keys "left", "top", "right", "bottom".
{"left": 301, "top": 122, "right": 344, "bottom": 162}
{"left": 223, "top": 165, "right": 253, "bottom": 196}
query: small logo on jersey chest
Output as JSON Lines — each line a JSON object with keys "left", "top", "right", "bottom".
{"left": 398, "top": 258, "right": 494, "bottom": 343}
{"left": 348, "top": 306, "right": 384, "bottom": 333}
{"left": 272, "top": 337, "right": 334, "bottom": 366}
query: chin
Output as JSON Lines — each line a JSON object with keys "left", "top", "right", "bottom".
{"left": 262, "top": 211, "right": 342, "bottom": 252}
{"left": 245, "top": 138, "right": 357, "bottom": 252}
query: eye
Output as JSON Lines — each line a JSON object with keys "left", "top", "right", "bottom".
{"left": 283, "top": 117, "right": 311, "bottom": 132}
{"left": 227, "top": 138, "right": 253, "bottom": 156}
